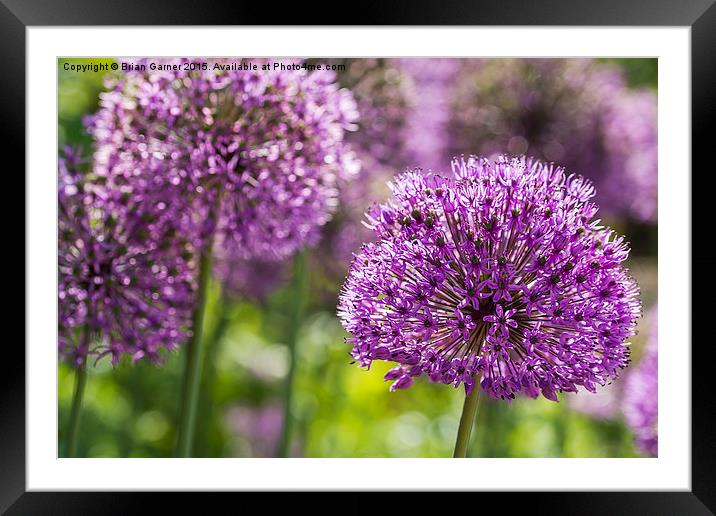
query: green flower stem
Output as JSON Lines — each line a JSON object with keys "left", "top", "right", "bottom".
{"left": 176, "top": 243, "right": 214, "bottom": 458}
{"left": 195, "top": 291, "right": 231, "bottom": 456}
{"left": 453, "top": 378, "right": 481, "bottom": 458}
{"left": 65, "top": 354, "right": 88, "bottom": 458}
{"left": 277, "top": 250, "right": 309, "bottom": 457}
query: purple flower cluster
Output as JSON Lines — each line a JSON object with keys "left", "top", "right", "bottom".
{"left": 58, "top": 149, "right": 196, "bottom": 366}
{"left": 87, "top": 58, "right": 359, "bottom": 264}
{"left": 450, "top": 59, "right": 657, "bottom": 222}
{"left": 623, "top": 305, "right": 658, "bottom": 456}
{"left": 338, "top": 155, "right": 641, "bottom": 401}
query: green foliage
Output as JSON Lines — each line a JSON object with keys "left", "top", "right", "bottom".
{"left": 601, "top": 58, "right": 658, "bottom": 89}
{"left": 58, "top": 58, "right": 116, "bottom": 149}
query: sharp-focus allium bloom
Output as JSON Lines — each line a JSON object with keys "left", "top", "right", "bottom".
{"left": 623, "top": 305, "right": 658, "bottom": 456}
{"left": 338, "top": 156, "right": 641, "bottom": 401}
{"left": 450, "top": 59, "right": 657, "bottom": 222}
{"left": 87, "top": 58, "right": 359, "bottom": 263}
{"left": 58, "top": 149, "right": 196, "bottom": 366}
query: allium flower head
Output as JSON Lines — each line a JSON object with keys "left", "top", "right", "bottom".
{"left": 623, "top": 305, "right": 658, "bottom": 456}
{"left": 338, "top": 156, "right": 641, "bottom": 401}
{"left": 88, "top": 58, "right": 359, "bottom": 261}
{"left": 58, "top": 149, "right": 196, "bottom": 366}
{"left": 450, "top": 59, "right": 657, "bottom": 222}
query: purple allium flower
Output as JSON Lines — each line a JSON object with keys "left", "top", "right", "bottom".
{"left": 58, "top": 149, "right": 196, "bottom": 366}
{"left": 87, "top": 58, "right": 360, "bottom": 265}
{"left": 338, "top": 155, "right": 641, "bottom": 401}
{"left": 450, "top": 59, "right": 657, "bottom": 222}
{"left": 623, "top": 305, "right": 658, "bottom": 456}
{"left": 396, "top": 59, "right": 462, "bottom": 172}
{"left": 598, "top": 90, "right": 658, "bottom": 223}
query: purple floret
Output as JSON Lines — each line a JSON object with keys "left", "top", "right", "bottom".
{"left": 338, "top": 155, "right": 641, "bottom": 401}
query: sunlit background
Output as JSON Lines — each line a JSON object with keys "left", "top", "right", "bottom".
{"left": 58, "top": 58, "right": 657, "bottom": 458}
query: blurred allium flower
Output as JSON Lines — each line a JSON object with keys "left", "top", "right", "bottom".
{"left": 307, "top": 60, "right": 414, "bottom": 286}
{"left": 598, "top": 90, "right": 658, "bottom": 222}
{"left": 298, "top": 59, "right": 416, "bottom": 284}
{"left": 87, "top": 58, "right": 359, "bottom": 264}
{"left": 338, "top": 156, "right": 641, "bottom": 401}
{"left": 623, "top": 305, "right": 658, "bottom": 456}
{"left": 450, "top": 59, "right": 657, "bottom": 222}
{"left": 397, "top": 59, "right": 461, "bottom": 171}
{"left": 58, "top": 149, "right": 196, "bottom": 366}
{"left": 212, "top": 251, "right": 286, "bottom": 303}
{"left": 329, "top": 58, "right": 414, "bottom": 170}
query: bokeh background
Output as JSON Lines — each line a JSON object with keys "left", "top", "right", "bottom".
{"left": 58, "top": 58, "right": 657, "bottom": 458}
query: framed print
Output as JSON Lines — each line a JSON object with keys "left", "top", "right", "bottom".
{"left": 5, "top": 0, "right": 715, "bottom": 512}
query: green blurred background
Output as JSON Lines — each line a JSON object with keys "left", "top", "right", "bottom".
{"left": 58, "top": 58, "right": 657, "bottom": 458}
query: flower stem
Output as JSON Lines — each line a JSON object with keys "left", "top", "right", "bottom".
{"left": 66, "top": 355, "right": 88, "bottom": 458}
{"left": 195, "top": 291, "right": 231, "bottom": 456}
{"left": 176, "top": 243, "right": 214, "bottom": 458}
{"left": 277, "top": 249, "right": 308, "bottom": 457}
{"left": 453, "top": 379, "right": 481, "bottom": 458}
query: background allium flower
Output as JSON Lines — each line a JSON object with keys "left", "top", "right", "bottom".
{"left": 305, "top": 60, "right": 414, "bottom": 287}
{"left": 58, "top": 149, "right": 196, "bottom": 366}
{"left": 338, "top": 155, "right": 641, "bottom": 401}
{"left": 449, "top": 59, "right": 657, "bottom": 222}
{"left": 87, "top": 58, "right": 360, "bottom": 264}
{"left": 598, "top": 90, "right": 658, "bottom": 222}
{"left": 623, "top": 305, "right": 658, "bottom": 456}
{"left": 212, "top": 252, "right": 286, "bottom": 303}
{"left": 323, "top": 58, "right": 414, "bottom": 170}
{"left": 396, "top": 59, "right": 462, "bottom": 171}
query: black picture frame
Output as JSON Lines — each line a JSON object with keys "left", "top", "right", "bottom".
{"left": 5, "top": 0, "right": 714, "bottom": 513}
